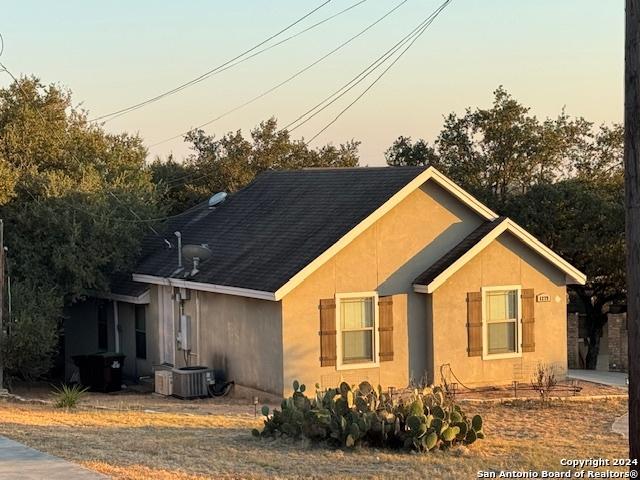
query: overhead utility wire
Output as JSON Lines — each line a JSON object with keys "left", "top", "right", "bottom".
{"left": 285, "top": 0, "right": 450, "bottom": 134}
{"left": 148, "top": 0, "right": 409, "bottom": 148}
{"left": 307, "top": 0, "right": 451, "bottom": 144}
{"left": 90, "top": 0, "right": 334, "bottom": 123}
{"left": 284, "top": 0, "right": 451, "bottom": 142}
{"left": 150, "top": 0, "right": 421, "bottom": 189}
{"left": 0, "top": 54, "right": 209, "bottom": 226}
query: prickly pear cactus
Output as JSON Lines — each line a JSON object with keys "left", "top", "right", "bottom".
{"left": 252, "top": 379, "right": 485, "bottom": 452}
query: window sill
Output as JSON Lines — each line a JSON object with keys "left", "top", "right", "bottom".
{"left": 336, "top": 361, "right": 380, "bottom": 371}
{"left": 482, "top": 352, "right": 522, "bottom": 361}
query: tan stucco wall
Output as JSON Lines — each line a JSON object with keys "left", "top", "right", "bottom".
{"left": 280, "top": 180, "right": 483, "bottom": 397}
{"left": 146, "top": 286, "right": 163, "bottom": 366}
{"left": 172, "top": 290, "right": 284, "bottom": 395}
{"left": 431, "top": 232, "right": 568, "bottom": 386}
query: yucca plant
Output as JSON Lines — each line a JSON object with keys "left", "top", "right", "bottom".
{"left": 51, "top": 384, "right": 89, "bottom": 409}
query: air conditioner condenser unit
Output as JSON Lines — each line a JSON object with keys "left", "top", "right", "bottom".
{"left": 172, "top": 366, "right": 215, "bottom": 399}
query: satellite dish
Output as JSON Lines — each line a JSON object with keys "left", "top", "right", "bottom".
{"left": 208, "top": 191, "right": 227, "bottom": 208}
{"left": 182, "top": 244, "right": 212, "bottom": 263}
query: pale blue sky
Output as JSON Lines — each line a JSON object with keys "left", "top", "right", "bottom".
{"left": 1, "top": 1, "right": 623, "bottom": 165}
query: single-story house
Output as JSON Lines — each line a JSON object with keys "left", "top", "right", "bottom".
{"left": 65, "top": 166, "right": 586, "bottom": 398}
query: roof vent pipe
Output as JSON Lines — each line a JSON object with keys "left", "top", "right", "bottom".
{"left": 191, "top": 257, "right": 200, "bottom": 277}
{"left": 174, "top": 231, "right": 182, "bottom": 269}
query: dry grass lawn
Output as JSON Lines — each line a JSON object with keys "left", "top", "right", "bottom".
{"left": 0, "top": 396, "right": 629, "bottom": 479}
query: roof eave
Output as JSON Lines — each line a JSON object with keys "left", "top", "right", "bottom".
{"left": 412, "top": 219, "right": 587, "bottom": 294}
{"left": 132, "top": 273, "right": 278, "bottom": 301}
{"left": 273, "top": 167, "right": 500, "bottom": 300}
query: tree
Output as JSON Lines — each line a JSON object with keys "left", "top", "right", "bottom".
{"left": 504, "top": 178, "right": 625, "bottom": 369}
{"left": 387, "top": 87, "right": 593, "bottom": 208}
{"left": 152, "top": 118, "right": 360, "bottom": 213}
{"left": 0, "top": 77, "right": 161, "bottom": 381}
{"left": 387, "top": 87, "right": 626, "bottom": 369}
{"left": 149, "top": 154, "right": 203, "bottom": 216}
{"left": 385, "top": 136, "right": 438, "bottom": 167}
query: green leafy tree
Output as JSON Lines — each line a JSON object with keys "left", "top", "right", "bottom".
{"left": 387, "top": 87, "right": 625, "bottom": 368}
{"left": 0, "top": 77, "right": 161, "bottom": 382}
{"left": 504, "top": 178, "right": 625, "bottom": 368}
{"left": 385, "top": 135, "right": 438, "bottom": 167}
{"left": 149, "top": 154, "right": 203, "bottom": 216}
{"left": 386, "top": 87, "right": 593, "bottom": 208}
{"left": 152, "top": 118, "right": 360, "bottom": 212}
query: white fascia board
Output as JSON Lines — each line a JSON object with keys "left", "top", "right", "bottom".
{"left": 132, "top": 273, "right": 277, "bottom": 301}
{"left": 274, "top": 167, "right": 499, "bottom": 300}
{"left": 413, "top": 219, "right": 587, "bottom": 294}
{"left": 504, "top": 220, "right": 587, "bottom": 285}
{"left": 92, "top": 290, "right": 150, "bottom": 305}
{"left": 427, "top": 168, "right": 500, "bottom": 220}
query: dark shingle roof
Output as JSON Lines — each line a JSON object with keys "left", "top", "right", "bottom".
{"left": 413, "top": 217, "right": 508, "bottom": 286}
{"left": 109, "top": 273, "right": 149, "bottom": 298}
{"left": 135, "top": 167, "right": 428, "bottom": 293}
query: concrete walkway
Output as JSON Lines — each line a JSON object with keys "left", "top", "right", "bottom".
{"left": 0, "top": 436, "right": 106, "bottom": 479}
{"left": 567, "top": 369, "right": 628, "bottom": 388}
{"left": 612, "top": 413, "right": 629, "bottom": 438}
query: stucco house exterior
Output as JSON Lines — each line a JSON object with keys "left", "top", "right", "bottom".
{"left": 65, "top": 166, "right": 586, "bottom": 398}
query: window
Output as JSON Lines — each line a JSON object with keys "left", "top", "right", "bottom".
{"left": 336, "top": 293, "right": 378, "bottom": 368}
{"left": 135, "top": 305, "right": 147, "bottom": 360}
{"left": 484, "top": 287, "right": 520, "bottom": 358}
{"left": 97, "top": 302, "right": 108, "bottom": 351}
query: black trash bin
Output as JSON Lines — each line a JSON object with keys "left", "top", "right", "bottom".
{"left": 73, "top": 352, "right": 125, "bottom": 392}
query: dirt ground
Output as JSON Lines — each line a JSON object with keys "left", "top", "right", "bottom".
{"left": 0, "top": 390, "right": 630, "bottom": 480}
{"left": 452, "top": 378, "right": 626, "bottom": 400}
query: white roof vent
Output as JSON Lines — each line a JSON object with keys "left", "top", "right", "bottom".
{"left": 208, "top": 192, "right": 227, "bottom": 208}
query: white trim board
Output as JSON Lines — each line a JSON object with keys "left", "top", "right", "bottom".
{"left": 413, "top": 218, "right": 587, "bottom": 294}
{"left": 334, "top": 291, "right": 380, "bottom": 370}
{"left": 91, "top": 290, "right": 150, "bottom": 305}
{"left": 481, "top": 285, "right": 523, "bottom": 361}
{"left": 132, "top": 273, "right": 277, "bottom": 301}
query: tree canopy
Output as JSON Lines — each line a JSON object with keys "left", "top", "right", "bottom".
{"left": 0, "top": 77, "right": 161, "bottom": 379}
{"left": 151, "top": 118, "right": 360, "bottom": 214}
{"left": 386, "top": 87, "right": 622, "bottom": 207}
{"left": 387, "top": 87, "right": 625, "bottom": 368}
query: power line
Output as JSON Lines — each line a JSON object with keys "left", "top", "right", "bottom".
{"left": 147, "top": 0, "right": 409, "bottom": 148}
{"left": 0, "top": 57, "right": 209, "bottom": 227}
{"left": 89, "top": 0, "right": 335, "bottom": 123}
{"left": 306, "top": 0, "right": 451, "bottom": 144}
{"left": 285, "top": 0, "right": 450, "bottom": 134}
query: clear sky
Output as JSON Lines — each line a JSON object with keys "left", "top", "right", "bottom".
{"left": 1, "top": 0, "right": 624, "bottom": 166}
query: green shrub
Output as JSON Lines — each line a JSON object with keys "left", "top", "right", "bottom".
{"left": 51, "top": 384, "right": 88, "bottom": 409}
{"left": 252, "top": 380, "right": 485, "bottom": 453}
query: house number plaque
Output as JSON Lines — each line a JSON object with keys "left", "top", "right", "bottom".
{"left": 536, "top": 293, "right": 551, "bottom": 302}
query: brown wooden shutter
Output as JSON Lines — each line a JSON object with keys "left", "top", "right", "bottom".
{"left": 378, "top": 296, "right": 394, "bottom": 362}
{"left": 319, "top": 298, "right": 337, "bottom": 366}
{"left": 521, "top": 288, "right": 535, "bottom": 352}
{"left": 467, "top": 292, "right": 483, "bottom": 357}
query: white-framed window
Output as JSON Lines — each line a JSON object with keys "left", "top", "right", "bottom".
{"left": 335, "top": 292, "right": 379, "bottom": 369}
{"left": 482, "top": 286, "right": 522, "bottom": 360}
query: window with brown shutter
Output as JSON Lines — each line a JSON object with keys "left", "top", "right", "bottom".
{"left": 521, "top": 288, "right": 535, "bottom": 352}
{"left": 467, "top": 291, "right": 483, "bottom": 357}
{"left": 378, "top": 296, "right": 394, "bottom": 362}
{"left": 319, "top": 298, "right": 337, "bottom": 366}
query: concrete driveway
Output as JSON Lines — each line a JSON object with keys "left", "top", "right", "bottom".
{"left": 567, "top": 369, "right": 628, "bottom": 388}
{"left": 0, "top": 436, "right": 106, "bottom": 479}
